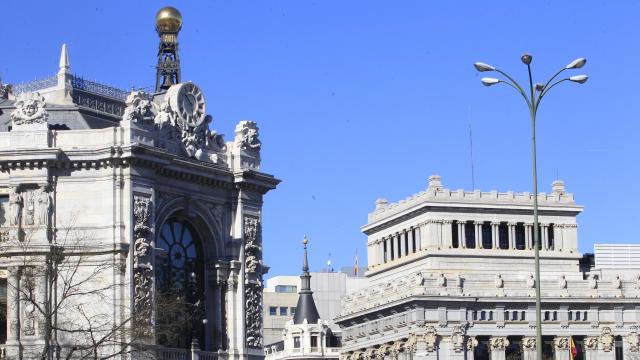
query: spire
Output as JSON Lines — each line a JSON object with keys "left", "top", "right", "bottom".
{"left": 293, "top": 235, "right": 320, "bottom": 325}
{"left": 58, "top": 43, "right": 70, "bottom": 74}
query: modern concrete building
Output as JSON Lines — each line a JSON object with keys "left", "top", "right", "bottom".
{"left": 336, "top": 175, "right": 640, "bottom": 360}
{"left": 0, "top": 6, "right": 279, "bottom": 360}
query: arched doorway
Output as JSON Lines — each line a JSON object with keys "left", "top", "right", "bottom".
{"left": 155, "top": 218, "right": 206, "bottom": 349}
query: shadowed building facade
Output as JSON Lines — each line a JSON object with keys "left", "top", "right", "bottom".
{"left": 336, "top": 175, "right": 640, "bottom": 360}
{"left": 0, "top": 6, "right": 278, "bottom": 360}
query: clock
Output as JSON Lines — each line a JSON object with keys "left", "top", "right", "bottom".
{"left": 166, "top": 82, "right": 206, "bottom": 127}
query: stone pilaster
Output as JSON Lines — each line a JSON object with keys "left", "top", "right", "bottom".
{"left": 489, "top": 336, "right": 509, "bottom": 360}
{"left": 458, "top": 222, "right": 466, "bottom": 249}
{"left": 400, "top": 231, "right": 407, "bottom": 257}
{"left": 508, "top": 222, "right": 517, "bottom": 250}
{"left": 583, "top": 336, "right": 599, "bottom": 360}
{"left": 553, "top": 336, "right": 570, "bottom": 360}
{"left": 524, "top": 223, "right": 532, "bottom": 249}
{"left": 521, "top": 336, "right": 536, "bottom": 360}
{"left": 408, "top": 228, "right": 415, "bottom": 253}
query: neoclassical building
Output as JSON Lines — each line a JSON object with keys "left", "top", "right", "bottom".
{"left": 0, "top": 6, "right": 278, "bottom": 360}
{"left": 336, "top": 175, "right": 640, "bottom": 360}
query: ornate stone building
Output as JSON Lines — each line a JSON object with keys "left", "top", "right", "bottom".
{"left": 336, "top": 175, "right": 640, "bottom": 360}
{"left": 0, "top": 6, "right": 278, "bottom": 360}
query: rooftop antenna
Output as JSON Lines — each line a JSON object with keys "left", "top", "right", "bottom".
{"left": 468, "top": 124, "right": 476, "bottom": 190}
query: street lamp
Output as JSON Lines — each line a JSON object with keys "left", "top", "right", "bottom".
{"left": 474, "top": 54, "right": 587, "bottom": 360}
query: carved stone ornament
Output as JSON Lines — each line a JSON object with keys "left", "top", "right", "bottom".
{"left": 11, "top": 92, "right": 48, "bottom": 127}
{"left": 612, "top": 274, "right": 622, "bottom": 289}
{"left": 489, "top": 337, "right": 509, "bottom": 351}
{"left": 123, "top": 90, "right": 155, "bottom": 124}
{"left": 36, "top": 186, "right": 52, "bottom": 228}
{"left": 132, "top": 195, "right": 153, "bottom": 338}
{"left": 554, "top": 337, "right": 570, "bottom": 350}
{"left": 584, "top": 336, "right": 598, "bottom": 351}
{"left": 244, "top": 216, "right": 264, "bottom": 349}
{"left": 627, "top": 329, "right": 640, "bottom": 352}
{"left": 589, "top": 274, "right": 598, "bottom": 289}
{"left": 455, "top": 273, "right": 463, "bottom": 288}
{"left": 436, "top": 273, "right": 446, "bottom": 287}
{"left": 636, "top": 274, "right": 640, "bottom": 289}
{"left": 391, "top": 340, "right": 405, "bottom": 356}
{"left": 405, "top": 334, "right": 418, "bottom": 353}
{"left": 522, "top": 337, "right": 536, "bottom": 351}
{"left": 451, "top": 326, "right": 465, "bottom": 352}
{"left": 424, "top": 326, "right": 438, "bottom": 352}
{"left": 466, "top": 336, "right": 479, "bottom": 351}
{"left": 234, "top": 120, "right": 261, "bottom": 151}
{"left": 495, "top": 273, "right": 504, "bottom": 288}
{"left": 413, "top": 272, "right": 425, "bottom": 286}
{"left": 600, "top": 327, "right": 614, "bottom": 352}
{"left": 363, "top": 348, "right": 376, "bottom": 360}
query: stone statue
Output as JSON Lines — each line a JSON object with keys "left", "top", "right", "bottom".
{"left": 234, "top": 120, "right": 261, "bottom": 151}
{"left": 451, "top": 326, "right": 464, "bottom": 352}
{"left": 495, "top": 273, "right": 504, "bottom": 288}
{"left": 558, "top": 274, "right": 567, "bottom": 289}
{"left": 455, "top": 273, "right": 463, "bottom": 288}
{"left": 526, "top": 273, "right": 535, "bottom": 288}
{"left": 612, "top": 274, "right": 622, "bottom": 289}
{"left": 154, "top": 101, "right": 177, "bottom": 140}
{"left": 413, "top": 272, "right": 425, "bottom": 286}
{"left": 9, "top": 188, "right": 22, "bottom": 226}
{"left": 436, "top": 273, "right": 446, "bottom": 287}
{"left": 424, "top": 326, "right": 438, "bottom": 352}
{"left": 600, "top": 327, "right": 614, "bottom": 352}
{"left": 11, "top": 92, "right": 48, "bottom": 127}
{"left": 36, "top": 188, "right": 52, "bottom": 227}
{"left": 588, "top": 274, "right": 598, "bottom": 289}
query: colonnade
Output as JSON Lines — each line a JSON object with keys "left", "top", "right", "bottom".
{"left": 368, "top": 220, "right": 579, "bottom": 267}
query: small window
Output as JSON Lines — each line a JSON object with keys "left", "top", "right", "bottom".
{"left": 269, "top": 307, "right": 277, "bottom": 316}
{"left": 515, "top": 223, "right": 526, "bottom": 250}
{"left": 480, "top": 311, "right": 486, "bottom": 321}
{"left": 583, "top": 311, "right": 588, "bottom": 321}
{"left": 472, "top": 311, "right": 478, "bottom": 321}
{"left": 553, "top": 311, "right": 558, "bottom": 321}
{"left": 575, "top": 311, "right": 581, "bottom": 321}
{"left": 294, "top": 336, "right": 301, "bottom": 348}
{"left": 311, "top": 335, "right": 318, "bottom": 348}
{"left": 521, "top": 311, "right": 526, "bottom": 320}
{"left": 498, "top": 222, "right": 509, "bottom": 249}
{"left": 280, "top": 307, "right": 288, "bottom": 316}
{"left": 544, "top": 311, "right": 550, "bottom": 321}
{"left": 489, "top": 311, "right": 493, "bottom": 321}
{"left": 290, "top": 307, "right": 296, "bottom": 315}
{"left": 512, "top": 311, "right": 518, "bottom": 321}
{"left": 548, "top": 224, "right": 555, "bottom": 250}
{"left": 568, "top": 311, "right": 573, "bottom": 321}
{"left": 465, "top": 221, "right": 476, "bottom": 248}
{"left": 275, "top": 285, "right": 298, "bottom": 293}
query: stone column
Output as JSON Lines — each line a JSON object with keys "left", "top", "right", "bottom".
{"left": 6, "top": 266, "right": 20, "bottom": 343}
{"left": 541, "top": 224, "right": 549, "bottom": 250}
{"left": 524, "top": 223, "right": 532, "bottom": 249}
{"left": 553, "top": 336, "right": 571, "bottom": 360}
{"left": 521, "top": 337, "right": 536, "bottom": 360}
{"left": 400, "top": 231, "right": 407, "bottom": 257}
{"left": 408, "top": 228, "right": 415, "bottom": 254}
{"left": 489, "top": 337, "right": 509, "bottom": 360}
{"left": 378, "top": 240, "right": 385, "bottom": 264}
{"left": 385, "top": 237, "right": 392, "bottom": 261}
{"left": 458, "top": 222, "right": 466, "bottom": 249}
{"left": 508, "top": 222, "right": 517, "bottom": 250}
{"left": 441, "top": 220, "right": 453, "bottom": 249}
{"left": 415, "top": 225, "right": 423, "bottom": 251}
{"left": 583, "top": 337, "right": 599, "bottom": 360}
{"left": 491, "top": 222, "right": 500, "bottom": 249}
{"left": 393, "top": 234, "right": 399, "bottom": 259}
{"left": 475, "top": 221, "right": 483, "bottom": 249}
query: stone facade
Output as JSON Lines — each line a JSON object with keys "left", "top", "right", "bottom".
{"left": 336, "top": 175, "right": 640, "bottom": 360}
{"left": 0, "top": 10, "right": 279, "bottom": 360}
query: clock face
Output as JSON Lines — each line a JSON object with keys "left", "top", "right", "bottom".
{"left": 168, "top": 82, "right": 206, "bottom": 127}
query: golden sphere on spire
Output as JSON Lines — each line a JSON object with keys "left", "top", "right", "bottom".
{"left": 155, "top": 6, "right": 183, "bottom": 33}
{"left": 302, "top": 235, "right": 308, "bottom": 246}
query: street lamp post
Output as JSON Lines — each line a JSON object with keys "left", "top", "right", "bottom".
{"left": 474, "top": 55, "right": 587, "bottom": 360}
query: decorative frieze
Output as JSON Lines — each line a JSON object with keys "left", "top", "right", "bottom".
{"left": 244, "top": 215, "right": 263, "bottom": 349}
{"left": 132, "top": 195, "right": 153, "bottom": 338}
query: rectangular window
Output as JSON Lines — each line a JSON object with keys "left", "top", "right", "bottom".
{"left": 404, "top": 232, "right": 409, "bottom": 256}
{"left": 383, "top": 240, "right": 388, "bottom": 262}
{"left": 390, "top": 238, "right": 395, "bottom": 260}
{"left": 269, "top": 307, "right": 277, "bottom": 316}
{"left": 465, "top": 221, "right": 476, "bottom": 248}
{"left": 499, "top": 222, "right": 509, "bottom": 249}
{"left": 275, "top": 285, "right": 298, "bottom": 293}
{"left": 280, "top": 307, "right": 288, "bottom": 316}
{"left": 290, "top": 307, "right": 296, "bottom": 315}
{"left": 311, "top": 335, "right": 318, "bottom": 348}
{"left": 548, "top": 224, "right": 555, "bottom": 250}
{"left": 452, "top": 221, "right": 459, "bottom": 248}
{"left": 482, "top": 222, "right": 492, "bottom": 249}
{"left": 293, "top": 336, "right": 301, "bottom": 348}
{"left": 411, "top": 228, "right": 417, "bottom": 252}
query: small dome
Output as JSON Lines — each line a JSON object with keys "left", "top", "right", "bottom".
{"left": 155, "top": 6, "right": 182, "bottom": 32}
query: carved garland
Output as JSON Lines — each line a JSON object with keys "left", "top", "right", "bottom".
{"left": 244, "top": 216, "right": 263, "bottom": 348}
{"left": 132, "top": 195, "right": 154, "bottom": 338}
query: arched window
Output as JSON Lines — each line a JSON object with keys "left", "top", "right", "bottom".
{"left": 155, "top": 219, "right": 205, "bottom": 349}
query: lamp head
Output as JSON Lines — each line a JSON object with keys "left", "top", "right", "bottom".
{"left": 481, "top": 77, "right": 500, "bottom": 86}
{"left": 566, "top": 58, "right": 587, "bottom": 69}
{"left": 521, "top": 54, "right": 532, "bottom": 65}
{"left": 474, "top": 62, "right": 495, "bottom": 72}
{"left": 569, "top": 75, "right": 588, "bottom": 84}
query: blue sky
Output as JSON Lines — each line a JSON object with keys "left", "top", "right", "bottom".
{"left": 2, "top": 1, "right": 639, "bottom": 277}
